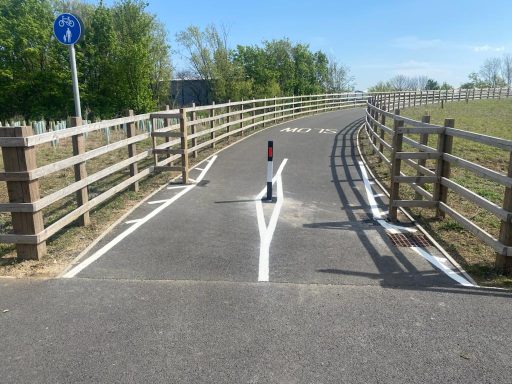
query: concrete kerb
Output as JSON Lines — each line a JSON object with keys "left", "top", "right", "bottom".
{"left": 355, "top": 123, "right": 478, "bottom": 287}
{"left": 58, "top": 107, "right": 353, "bottom": 277}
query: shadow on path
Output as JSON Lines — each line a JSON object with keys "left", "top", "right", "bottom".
{"left": 309, "top": 117, "right": 511, "bottom": 298}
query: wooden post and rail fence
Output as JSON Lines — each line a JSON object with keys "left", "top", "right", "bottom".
{"left": 364, "top": 88, "right": 512, "bottom": 273}
{"left": 1, "top": 88, "right": 511, "bottom": 273}
{"left": 0, "top": 93, "right": 367, "bottom": 261}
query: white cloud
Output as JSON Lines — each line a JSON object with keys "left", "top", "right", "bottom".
{"left": 470, "top": 45, "right": 505, "bottom": 53}
{"left": 358, "top": 60, "right": 471, "bottom": 85}
{"left": 391, "top": 60, "right": 451, "bottom": 77}
{"left": 392, "top": 36, "right": 507, "bottom": 54}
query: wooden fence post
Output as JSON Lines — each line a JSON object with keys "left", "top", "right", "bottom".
{"left": 125, "top": 110, "right": 139, "bottom": 192}
{"left": 164, "top": 105, "right": 172, "bottom": 160}
{"left": 1, "top": 126, "right": 46, "bottom": 260}
{"left": 274, "top": 97, "right": 277, "bottom": 122}
{"left": 496, "top": 151, "right": 512, "bottom": 274}
{"left": 378, "top": 105, "right": 386, "bottom": 161}
{"left": 366, "top": 100, "right": 372, "bottom": 153}
{"left": 389, "top": 111, "right": 404, "bottom": 222}
{"left": 240, "top": 101, "right": 244, "bottom": 136}
{"left": 415, "top": 115, "right": 431, "bottom": 200}
{"left": 252, "top": 99, "right": 256, "bottom": 129}
{"left": 371, "top": 105, "right": 378, "bottom": 150}
{"left": 71, "top": 117, "right": 90, "bottom": 226}
{"left": 226, "top": 100, "right": 231, "bottom": 135}
{"left": 190, "top": 103, "right": 197, "bottom": 158}
{"left": 210, "top": 102, "right": 216, "bottom": 148}
{"left": 433, "top": 118, "right": 454, "bottom": 218}
{"left": 179, "top": 108, "right": 189, "bottom": 184}
{"left": 262, "top": 100, "right": 267, "bottom": 127}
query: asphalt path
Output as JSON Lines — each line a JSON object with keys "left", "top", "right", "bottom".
{"left": 1, "top": 109, "right": 511, "bottom": 383}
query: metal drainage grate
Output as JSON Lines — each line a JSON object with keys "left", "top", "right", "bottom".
{"left": 387, "top": 232, "right": 432, "bottom": 247}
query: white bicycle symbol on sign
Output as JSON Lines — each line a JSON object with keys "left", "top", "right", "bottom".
{"left": 58, "top": 15, "right": 75, "bottom": 27}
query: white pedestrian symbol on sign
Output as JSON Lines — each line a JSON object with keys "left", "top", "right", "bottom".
{"left": 63, "top": 28, "right": 72, "bottom": 43}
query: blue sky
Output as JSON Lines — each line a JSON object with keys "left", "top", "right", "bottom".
{"left": 90, "top": 0, "right": 512, "bottom": 90}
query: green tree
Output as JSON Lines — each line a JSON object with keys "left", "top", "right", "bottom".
{"left": 111, "top": 0, "right": 154, "bottom": 113}
{"left": 368, "top": 81, "right": 393, "bottom": 92}
{"left": 149, "top": 22, "right": 172, "bottom": 109}
{"left": 325, "top": 58, "right": 354, "bottom": 92}
{"left": 80, "top": 1, "right": 117, "bottom": 118}
{"left": 177, "top": 24, "right": 249, "bottom": 102}
{"left": 263, "top": 39, "right": 295, "bottom": 95}
{"left": 0, "top": 0, "right": 172, "bottom": 120}
{"left": 425, "top": 79, "right": 440, "bottom": 90}
{"left": 0, "top": 0, "right": 71, "bottom": 119}
{"left": 234, "top": 45, "right": 281, "bottom": 98}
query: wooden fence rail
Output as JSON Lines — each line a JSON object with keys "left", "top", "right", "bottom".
{"left": 0, "top": 93, "right": 366, "bottom": 260}
{"left": 363, "top": 88, "right": 512, "bottom": 273}
{"left": 1, "top": 88, "right": 510, "bottom": 264}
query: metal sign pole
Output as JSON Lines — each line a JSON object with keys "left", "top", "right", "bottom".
{"left": 54, "top": 13, "right": 83, "bottom": 120}
{"left": 69, "top": 44, "right": 82, "bottom": 118}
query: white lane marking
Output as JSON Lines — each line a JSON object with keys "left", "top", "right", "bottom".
{"left": 411, "top": 246, "right": 474, "bottom": 287}
{"left": 358, "top": 160, "right": 474, "bottom": 287}
{"left": 167, "top": 185, "right": 188, "bottom": 190}
{"left": 125, "top": 219, "right": 141, "bottom": 225}
{"left": 280, "top": 127, "right": 336, "bottom": 134}
{"left": 256, "top": 159, "right": 288, "bottom": 282}
{"left": 374, "top": 193, "right": 385, "bottom": 198}
{"left": 195, "top": 168, "right": 205, "bottom": 171}
{"left": 62, "top": 156, "right": 218, "bottom": 278}
{"left": 148, "top": 199, "right": 168, "bottom": 205}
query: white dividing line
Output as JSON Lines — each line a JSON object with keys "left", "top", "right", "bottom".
{"left": 125, "top": 219, "right": 141, "bottom": 225}
{"left": 256, "top": 159, "right": 288, "bottom": 282}
{"left": 147, "top": 199, "right": 168, "bottom": 205}
{"left": 167, "top": 185, "right": 188, "bottom": 190}
{"left": 62, "top": 156, "right": 218, "bottom": 278}
{"left": 358, "top": 160, "right": 474, "bottom": 287}
{"left": 195, "top": 168, "right": 205, "bottom": 171}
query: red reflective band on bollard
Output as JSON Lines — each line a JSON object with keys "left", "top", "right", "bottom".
{"left": 268, "top": 147, "right": 273, "bottom": 158}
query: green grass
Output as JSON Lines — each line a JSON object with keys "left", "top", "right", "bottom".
{"left": 362, "top": 98, "right": 512, "bottom": 288}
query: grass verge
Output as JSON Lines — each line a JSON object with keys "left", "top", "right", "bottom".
{"left": 360, "top": 98, "right": 512, "bottom": 288}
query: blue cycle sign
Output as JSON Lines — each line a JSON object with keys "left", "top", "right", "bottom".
{"left": 53, "top": 13, "right": 81, "bottom": 45}
{"left": 53, "top": 13, "right": 83, "bottom": 118}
